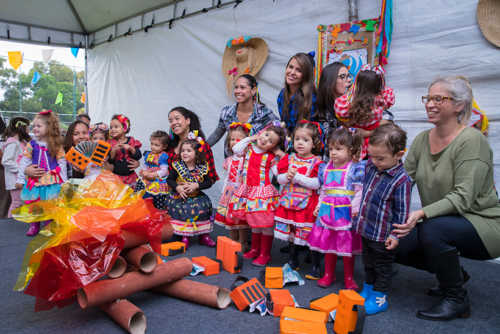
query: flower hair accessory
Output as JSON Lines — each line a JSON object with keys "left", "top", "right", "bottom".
{"left": 39, "top": 109, "right": 52, "bottom": 115}
{"left": 360, "top": 63, "right": 385, "bottom": 76}
{"left": 347, "top": 63, "right": 386, "bottom": 102}
{"left": 229, "top": 122, "right": 252, "bottom": 133}
{"left": 187, "top": 130, "right": 206, "bottom": 152}
{"left": 116, "top": 114, "right": 130, "bottom": 132}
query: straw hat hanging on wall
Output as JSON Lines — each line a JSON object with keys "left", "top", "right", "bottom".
{"left": 477, "top": 0, "right": 500, "bottom": 47}
{"left": 222, "top": 36, "right": 269, "bottom": 96}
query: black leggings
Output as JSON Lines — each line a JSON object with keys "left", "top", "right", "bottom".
{"left": 396, "top": 215, "right": 491, "bottom": 272}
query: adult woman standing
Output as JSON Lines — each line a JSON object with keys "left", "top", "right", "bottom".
{"left": 167, "top": 106, "right": 219, "bottom": 247}
{"left": 393, "top": 76, "right": 500, "bottom": 321}
{"left": 206, "top": 74, "right": 278, "bottom": 157}
{"left": 277, "top": 52, "right": 317, "bottom": 135}
{"left": 316, "top": 62, "right": 352, "bottom": 154}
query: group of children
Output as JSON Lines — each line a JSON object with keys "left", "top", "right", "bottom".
{"left": 2, "top": 62, "right": 409, "bottom": 316}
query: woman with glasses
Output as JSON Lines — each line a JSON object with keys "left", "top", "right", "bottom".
{"left": 393, "top": 76, "right": 500, "bottom": 321}
{"left": 316, "top": 62, "right": 352, "bottom": 159}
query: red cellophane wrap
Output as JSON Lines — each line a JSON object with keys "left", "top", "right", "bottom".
{"left": 25, "top": 234, "right": 124, "bottom": 311}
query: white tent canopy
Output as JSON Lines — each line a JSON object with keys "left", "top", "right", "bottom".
{"left": 1, "top": 0, "right": 499, "bottom": 201}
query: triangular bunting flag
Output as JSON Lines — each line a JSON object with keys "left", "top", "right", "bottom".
{"left": 8, "top": 51, "right": 23, "bottom": 70}
{"left": 71, "top": 47, "right": 79, "bottom": 58}
{"left": 80, "top": 92, "right": 86, "bottom": 104}
{"left": 55, "top": 91, "right": 63, "bottom": 105}
{"left": 31, "top": 71, "right": 41, "bottom": 85}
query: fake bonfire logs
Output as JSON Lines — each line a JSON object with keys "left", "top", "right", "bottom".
{"left": 122, "top": 223, "right": 174, "bottom": 249}
{"left": 153, "top": 279, "right": 231, "bottom": 309}
{"left": 124, "top": 244, "right": 157, "bottom": 274}
{"left": 78, "top": 257, "right": 193, "bottom": 309}
{"left": 100, "top": 299, "right": 146, "bottom": 334}
{"left": 107, "top": 256, "right": 127, "bottom": 279}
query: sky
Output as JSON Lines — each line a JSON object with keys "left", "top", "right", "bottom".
{"left": 0, "top": 40, "right": 85, "bottom": 72}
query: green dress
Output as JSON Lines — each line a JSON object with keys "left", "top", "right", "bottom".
{"left": 404, "top": 127, "right": 500, "bottom": 258}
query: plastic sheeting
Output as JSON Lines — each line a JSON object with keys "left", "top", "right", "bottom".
{"left": 87, "top": 0, "right": 500, "bottom": 201}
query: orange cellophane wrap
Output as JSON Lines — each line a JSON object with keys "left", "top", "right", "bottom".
{"left": 12, "top": 171, "right": 170, "bottom": 311}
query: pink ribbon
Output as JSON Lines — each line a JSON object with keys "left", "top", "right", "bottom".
{"left": 50, "top": 166, "right": 63, "bottom": 184}
{"left": 27, "top": 177, "right": 38, "bottom": 190}
{"left": 227, "top": 67, "right": 238, "bottom": 76}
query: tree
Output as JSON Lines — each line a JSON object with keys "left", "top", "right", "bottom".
{"left": 0, "top": 58, "right": 85, "bottom": 125}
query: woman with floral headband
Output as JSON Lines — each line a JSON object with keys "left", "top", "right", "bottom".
{"left": 207, "top": 74, "right": 279, "bottom": 157}
{"left": 108, "top": 114, "right": 142, "bottom": 187}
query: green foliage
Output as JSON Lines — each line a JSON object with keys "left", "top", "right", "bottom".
{"left": 0, "top": 59, "right": 85, "bottom": 124}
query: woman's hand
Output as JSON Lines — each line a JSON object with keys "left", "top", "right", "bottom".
{"left": 25, "top": 164, "right": 46, "bottom": 178}
{"left": 313, "top": 206, "right": 319, "bottom": 217}
{"left": 392, "top": 209, "right": 425, "bottom": 238}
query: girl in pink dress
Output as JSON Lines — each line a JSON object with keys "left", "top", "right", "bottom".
{"left": 228, "top": 124, "right": 286, "bottom": 266}
{"left": 274, "top": 121, "right": 324, "bottom": 272}
{"left": 214, "top": 123, "right": 252, "bottom": 246}
{"left": 334, "top": 64, "right": 394, "bottom": 159}
{"left": 307, "top": 127, "right": 365, "bottom": 289}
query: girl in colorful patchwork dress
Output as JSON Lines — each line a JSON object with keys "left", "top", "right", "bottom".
{"left": 2, "top": 117, "right": 30, "bottom": 218}
{"left": 307, "top": 127, "right": 364, "bottom": 289}
{"left": 108, "top": 114, "right": 142, "bottom": 187}
{"left": 17, "top": 110, "right": 67, "bottom": 236}
{"left": 228, "top": 124, "right": 286, "bottom": 266}
{"left": 135, "top": 131, "right": 170, "bottom": 210}
{"left": 274, "top": 121, "right": 324, "bottom": 274}
{"left": 334, "top": 64, "right": 394, "bottom": 159}
{"left": 166, "top": 136, "right": 214, "bottom": 249}
{"left": 214, "top": 122, "right": 252, "bottom": 245}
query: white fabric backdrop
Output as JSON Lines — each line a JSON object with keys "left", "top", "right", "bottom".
{"left": 88, "top": 0, "right": 500, "bottom": 201}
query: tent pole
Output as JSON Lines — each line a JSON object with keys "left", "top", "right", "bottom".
{"left": 348, "top": 0, "right": 359, "bottom": 22}
{"left": 84, "top": 34, "right": 89, "bottom": 115}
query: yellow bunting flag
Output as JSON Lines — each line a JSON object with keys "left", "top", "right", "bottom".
{"left": 8, "top": 51, "right": 23, "bottom": 70}
{"left": 80, "top": 92, "right": 86, "bottom": 104}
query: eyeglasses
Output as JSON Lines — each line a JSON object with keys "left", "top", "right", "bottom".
{"left": 421, "top": 95, "right": 454, "bottom": 104}
{"left": 338, "top": 73, "right": 352, "bottom": 81}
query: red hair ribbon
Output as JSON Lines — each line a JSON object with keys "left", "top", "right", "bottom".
{"left": 116, "top": 114, "right": 130, "bottom": 132}
{"left": 39, "top": 109, "right": 52, "bottom": 115}
{"left": 299, "top": 120, "right": 323, "bottom": 137}
{"left": 229, "top": 122, "right": 252, "bottom": 133}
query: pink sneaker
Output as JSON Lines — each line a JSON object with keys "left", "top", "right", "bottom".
{"left": 26, "top": 222, "right": 40, "bottom": 236}
{"left": 199, "top": 234, "right": 216, "bottom": 247}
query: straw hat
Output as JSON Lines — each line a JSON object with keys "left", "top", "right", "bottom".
{"left": 222, "top": 36, "right": 269, "bottom": 95}
{"left": 477, "top": 0, "right": 500, "bottom": 47}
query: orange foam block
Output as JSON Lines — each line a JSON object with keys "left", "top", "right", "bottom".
{"left": 192, "top": 256, "right": 220, "bottom": 276}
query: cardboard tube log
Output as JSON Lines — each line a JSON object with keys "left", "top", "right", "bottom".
{"left": 108, "top": 256, "right": 127, "bottom": 279}
{"left": 124, "top": 244, "right": 157, "bottom": 274}
{"left": 122, "top": 223, "right": 174, "bottom": 249}
{"left": 153, "top": 279, "right": 232, "bottom": 309}
{"left": 100, "top": 299, "right": 146, "bottom": 334}
{"left": 78, "top": 257, "right": 193, "bottom": 309}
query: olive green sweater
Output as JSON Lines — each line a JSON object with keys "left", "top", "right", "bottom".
{"left": 405, "top": 127, "right": 500, "bottom": 258}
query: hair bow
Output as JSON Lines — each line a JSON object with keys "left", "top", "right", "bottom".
{"left": 39, "top": 109, "right": 52, "bottom": 115}
{"left": 360, "top": 64, "right": 385, "bottom": 76}
{"left": 229, "top": 122, "right": 252, "bottom": 133}
{"left": 187, "top": 130, "right": 206, "bottom": 152}
{"left": 116, "top": 114, "right": 130, "bottom": 132}
{"left": 228, "top": 67, "right": 238, "bottom": 76}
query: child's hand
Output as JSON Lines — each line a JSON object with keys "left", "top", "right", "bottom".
{"left": 248, "top": 134, "right": 259, "bottom": 142}
{"left": 15, "top": 183, "right": 24, "bottom": 190}
{"left": 274, "top": 148, "right": 285, "bottom": 159}
{"left": 185, "top": 182, "right": 199, "bottom": 194}
{"left": 286, "top": 167, "right": 297, "bottom": 181}
{"left": 176, "top": 185, "right": 188, "bottom": 199}
{"left": 313, "top": 206, "right": 319, "bottom": 217}
{"left": 385, "top": 236, "right": 399, "bottom": 250}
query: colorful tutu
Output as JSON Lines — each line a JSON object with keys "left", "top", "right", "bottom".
{"left": 307, "top": 220, "right": 362, "bottom": 255}
{"left": 228, "top": 184, "right": 278, "bottom": 229}
{"left": 274, "top": 221, "right": 313, "bottom": 246}
{"left": 21, "top": 183, "right": 61, "bottom": 201}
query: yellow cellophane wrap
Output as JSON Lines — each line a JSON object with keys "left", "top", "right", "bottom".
{"left": 13, "top": 171, "right": 147, "bottom": 291}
